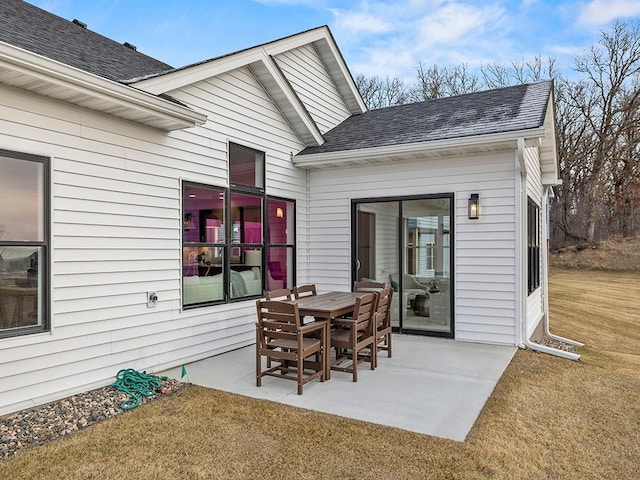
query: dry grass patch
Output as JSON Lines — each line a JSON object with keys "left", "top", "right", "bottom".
{"left": 1, "top": 269, "right": 639, "bottom": 479}
{"left": 550, "top": 235, "right": 640, "bottom": 272}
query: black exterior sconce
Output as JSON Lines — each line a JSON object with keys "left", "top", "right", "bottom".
{"left": 468, "top": 193, "right": 479, "bottom": 219}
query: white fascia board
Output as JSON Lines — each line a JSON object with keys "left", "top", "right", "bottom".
{"left": 312, "top": 37, "right": 367, "bottom": 114}
{"left": 256, "top": 50, "right": 324, "bottom": 146}
{"left": 132, "top": 49, "right": 266, "bottom": 94}
{"left": 0, "top": 41, "right": 206, "bottom": 130}
{"left": 293, "top": 128, "right": 546, "bottom": 168}
{"left": 263, "top": 27, "right": 366, "bottom": 114}
{"left": 132, "top": 26, "right": 366, "bottom": 116}
{"left": 539, "top": 95, "right": 560, "bottom": 181}
{"left": 132, "top": 27, "right": 330, "bottom": 94}
{"left": 133, "top": 46, "right": 324, "bottom": 146}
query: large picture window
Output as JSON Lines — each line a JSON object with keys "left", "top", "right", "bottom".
{"left": 0, "top": 150, "right": 49, "bottom": 337}
{"left": 527, "top": 197, "right": 541, "bottom": 295}
{"left": 182, "top": 144, "right": 294, "bottom": 308}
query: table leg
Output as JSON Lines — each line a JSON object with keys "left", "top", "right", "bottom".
{"left": 325, "top": 319, "right": 331, "bottom": 380}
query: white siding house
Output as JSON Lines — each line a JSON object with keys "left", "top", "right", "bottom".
{"left": 0, "top": 1, "right": 568, "bottom": 417}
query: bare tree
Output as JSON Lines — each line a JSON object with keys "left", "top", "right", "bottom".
{"left": 571, "top": 20, "right": 640, "bottom": 242}
{"left": 354, "top": 74, "right": 409, "bottom": 109}
{"left": 481, "top": 55, "right": 559, "bottom": 88}
{"left": 409, "top": 63, "right": 481, "bottom": 101}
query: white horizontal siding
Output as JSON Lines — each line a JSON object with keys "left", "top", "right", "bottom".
{"left": 0, "top": 60, "right": 310, "bottom": 415}
{"left": 274, "top": 45, "right": 351, "bottom": 134}
{"left": 307, "top": 151, "right": 517, "bottom": 345}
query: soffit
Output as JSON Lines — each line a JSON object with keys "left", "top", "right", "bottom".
{"left": 0, "top": 41, "right": 206, "bottom": 131}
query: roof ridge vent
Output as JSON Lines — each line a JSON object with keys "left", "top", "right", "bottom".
{"left": 123, "top": 42, "right": 137, "bottom": 51}
{"left": 72, "top": 18, "right": 87, "bottom": 29}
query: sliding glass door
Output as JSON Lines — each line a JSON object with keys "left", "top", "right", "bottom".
{"left": 353, "top": 195, "right": 453, "bottom": 337}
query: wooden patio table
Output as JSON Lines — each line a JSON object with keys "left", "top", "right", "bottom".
{"left": 286, "top": 291, "right": 369, "bottom": 381}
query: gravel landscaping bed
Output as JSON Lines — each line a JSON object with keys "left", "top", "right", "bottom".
{"left": 1, "top": 376, "right": 188, "bottom": 460}
{"left": 535, "top": 336, "right": 578, "bottom": 354}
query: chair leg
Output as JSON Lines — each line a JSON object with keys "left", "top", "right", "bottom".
{"left": 372, "top": 341, "right": 377, "bottom": 369}
{"left": 297, "top": 343, "right": 304, "bottom": 395}
{"left": 352, "top": 351, "right": 358, "bottom": 382}
{"left": 256, "top": 328, "right": 262, "bottom": 387}
{"left": 387, "top": 333, "right": 392, "bottom": 358}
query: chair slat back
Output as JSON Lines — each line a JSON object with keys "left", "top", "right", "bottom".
{"left": 351, "top": 293, "right": 377, "bottom": 335}
{"left": 354, "top": 280, "right": 385, "bottom": 292}
{"left": 374, "top": 288, "right": 393, "bottom": 329}
{"left": 256, "top": 299, "right": 301, "bottom": 335}
{"left": 265, "top": 288, "right": 293, "bottom": 301}
{"left": 294, "top": 284, "right": 317, "bottom": 299}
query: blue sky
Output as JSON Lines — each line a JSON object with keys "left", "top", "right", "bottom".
{"left": 31, "top": 0, "right": 640, "bottom": 81}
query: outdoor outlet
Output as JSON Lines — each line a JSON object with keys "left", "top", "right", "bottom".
{"left": 147, "top": 292, "right": 158, "bottom": 308}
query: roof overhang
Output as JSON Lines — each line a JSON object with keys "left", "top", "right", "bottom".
{"left": 133, "top": 46, "right": 324, "bottom": 146}
{"left": 293, "top": 128, "right": 548, "bottom": 170}
{"left": 0, "top": 41, "right": 207, "bottom": 131}
{"left": 131, "top": 26, "right": 367, "bottom": 146}
{"left": 539, "top": 94, "right": 560, "bottom": 185}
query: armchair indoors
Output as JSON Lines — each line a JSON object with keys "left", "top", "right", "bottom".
{"left": 389, "top": 273, "right": 428, "bottom": 307}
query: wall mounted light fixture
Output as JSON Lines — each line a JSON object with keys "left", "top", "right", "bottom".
{"left": 276, "top": 207, "right": 284, "bottom": 218}
{"left": 468, "top": 194, "right": 480, "bottom": 220}
{"left": 183, "top": 212, "right": 194, "bottom": 231}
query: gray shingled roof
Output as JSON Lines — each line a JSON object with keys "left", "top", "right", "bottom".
{"left": 299, "top": 81, "right": 552, "bottom": 155}
{"left": 0, "top": 0, "right": 172, "bottom": 82}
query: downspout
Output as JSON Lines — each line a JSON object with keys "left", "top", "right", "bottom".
{"left": 541, "top": 185, "right": 584, "bottom": 350}
{"left": 305, "top": 165, "right": 311, "bottom": 285}
{"left": 516, "top": 139, "right": 580, "bottom": 361}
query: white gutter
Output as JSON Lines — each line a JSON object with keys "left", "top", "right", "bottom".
{"left": 516, "top": 138, "right": 580, "bottom": 361}
{"left": 541, "top": 185, "right": 584, "bottom": 349}
{"left": 0, "top": 41, "right": 207, "bottom": 130}
{"left": 293, "top": 128, "right": 546, "bottom": 168}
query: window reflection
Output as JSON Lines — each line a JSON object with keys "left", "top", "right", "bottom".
{"left": 0, "top": 150, "right": 47, "bottom": 335}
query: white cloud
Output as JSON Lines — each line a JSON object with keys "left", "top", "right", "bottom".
{"left": 329, "top": 1, "right": 513, "bottom": 81}
{"left": 330, "top": 8, "right": 395, "bottom": 35}
{"left": 576, "top": 0, "right": 640, "bottom": 26}
{"left": 415, "top": 3, "right": 506, "bottom": 46}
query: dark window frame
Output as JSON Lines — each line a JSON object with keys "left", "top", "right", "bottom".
{"left": 0, "top": 149, "right": 50, "bottom": 339}
{"left": 181, "top": 143, "right": 295, "bottom": 309}
{"left": 527, "top": 197, "right": 541, "bottom": 295}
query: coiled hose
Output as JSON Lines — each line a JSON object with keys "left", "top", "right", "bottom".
{"left": 111, "top": 368, "right": 167, "bottom": 411}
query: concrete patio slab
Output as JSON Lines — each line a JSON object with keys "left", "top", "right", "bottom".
{"left": 160, "top": 334, "right": 516, "bottom": 441}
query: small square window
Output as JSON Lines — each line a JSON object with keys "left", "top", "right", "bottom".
{"left": 229, "top": 143, "right": 264, "bottom": 190}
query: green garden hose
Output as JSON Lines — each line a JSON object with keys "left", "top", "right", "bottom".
{"left": 111, "top": 368, "right": 167, "bottom": 411}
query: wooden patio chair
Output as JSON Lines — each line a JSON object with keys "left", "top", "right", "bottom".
{"left": 294, "top": 284, "right": 317, "bottom": 299}
{"left": 353, "top": 280, "right": 385, "bottom": 292}
{"left": 265, "top": 288, "right": 292, "bottom": 301}
{"left": 330, "top": 292, "right": 377, "bottom": 382}
{"left": 255, "top": 300, "right": 326, "bottom": 395}
{"left": 371, "top": 287, "right": 393, "bottom": 368}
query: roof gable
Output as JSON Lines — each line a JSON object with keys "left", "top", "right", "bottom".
{"left": 131, "top": 26, "right": 365, "bottom": 147}
{"left": 0, "top": 0, "right": 172, "bottom": 82}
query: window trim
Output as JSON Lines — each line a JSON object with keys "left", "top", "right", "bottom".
{"left": 228, "top": 141, "right": 266, "bottom": 193}
{"left": 527, "top": 197, "right": 541, "bottom": 295}
{"left": 0, "top": 149, "right": 50, "bottom": 339}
